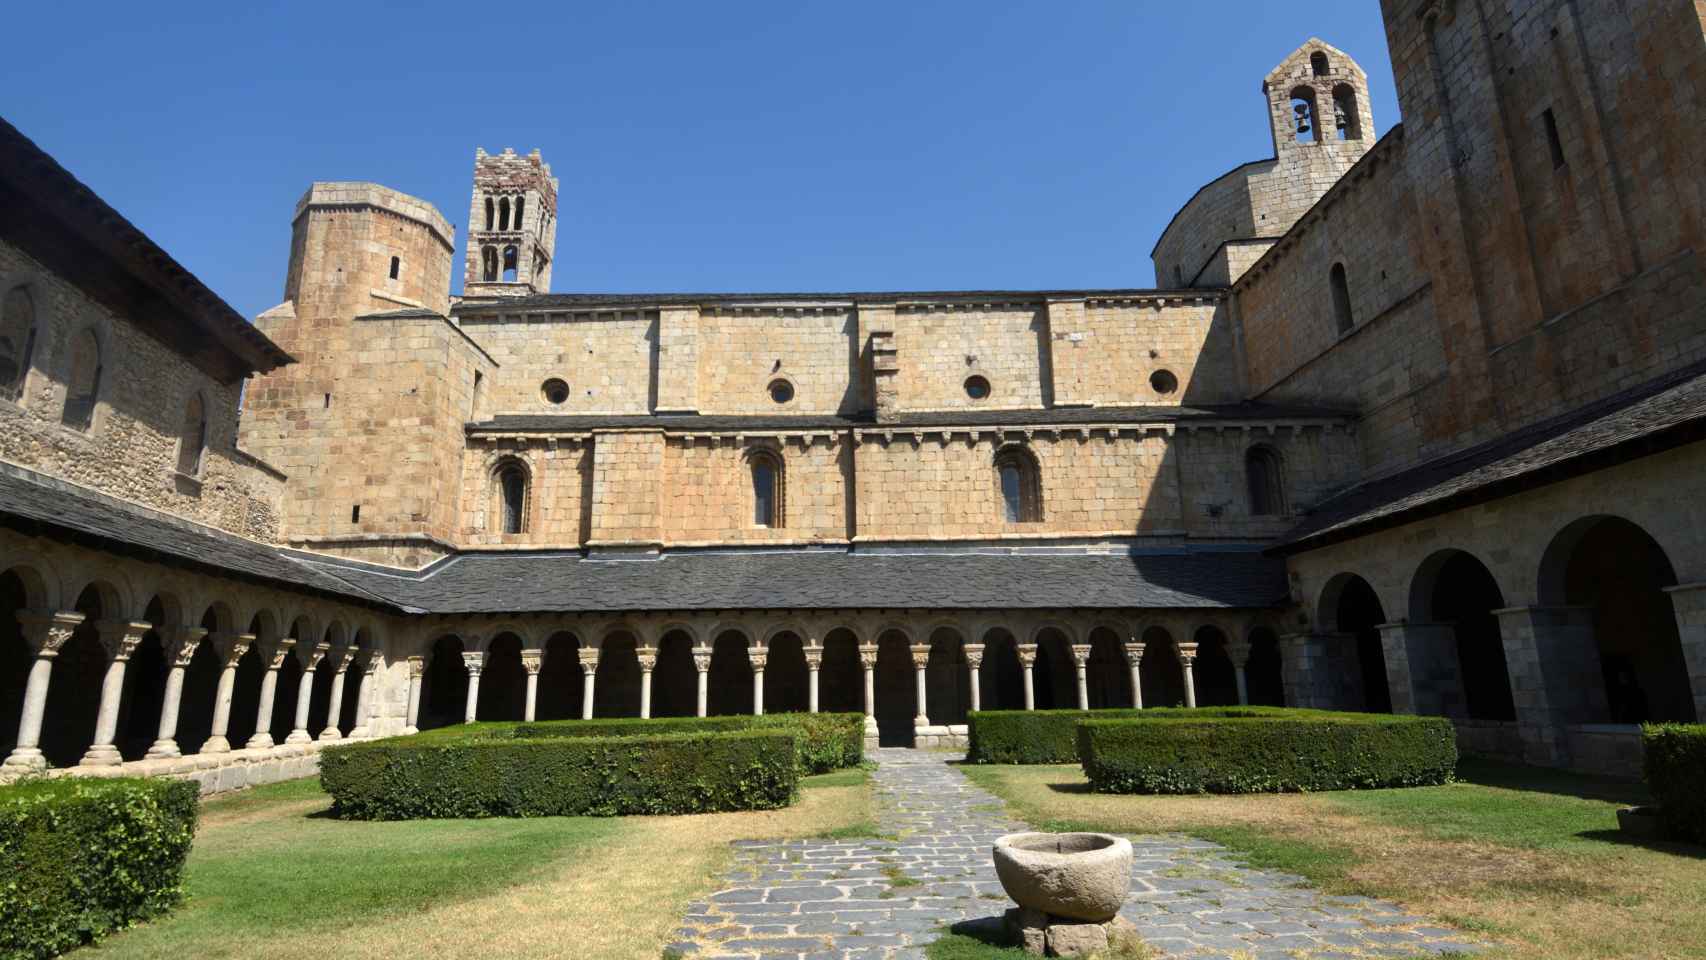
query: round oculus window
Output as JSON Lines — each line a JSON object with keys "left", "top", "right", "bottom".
{"left": 964, "top": 375, "right": 992, "bottom": 400}
{"left": 768, "top": 379, "right": 795, "bottom": 404}
{"left": 1149, "top": 370, "right": 1179, "bottom": 395}
{"left": 542, "top": 378, "right": 570, "bottom": 404}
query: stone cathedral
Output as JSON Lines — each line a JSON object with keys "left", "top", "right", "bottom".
{"left": 3, "top": 0, "right": 1705, "bottom": 792}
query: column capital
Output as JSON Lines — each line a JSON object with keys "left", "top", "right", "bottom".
{"left": 95, "top": 620, "right": 152, "bottom": 661}
{"left": 577, "top": 648, "right": 601, "bottom": 670}
{"left": 521, "top": 651, "right": 544, "bottom": 675}
{"left": 1070, "top": 643, "right": 1092, "bottom": 667}
{"left": 1175, "top": 640, "right": 1199, "bottom": 666}
{"left": 407, "top": 654, "right": 425, "bottom": 679}
{"left": 909, "top": 644, "right": 931, "bottom": 668}
{"left": 256, "top": 636, "right": 296, "bottom": 669}
{"left": 749, "top": 652, "right": 768, "bottom": 671}
{"left": 359, "top": 649, "right": 384, "bottom": 673}
{"left": 803, "top": 649, "right": 823, "bottom": 668}
{"left": 208, "top": 632, "right": 255, "bottom": 667}
{"left": 1224, "top": 638, "right": 1253, "bottom": 669}
{"left": 1016, "top": 643, "right": 1038, "bottom": 667}
{"left": 964, "top": 643, "right": 985, "bottom": 669}
{"left": 636, "top": 648, "right": 657, "bottom": 672}
{"left": 1122, "top": 642, "right": 1146, "bottom": 666}
{"left": 692, "top": 646, "right": 712, "bottom": 672}
{"left": 162, "top": 626, "right": 209, "bottom": 668}
{"left": 299, "top": 641, "right": 331, "bottom": 673}
{"left": 858, "top": 645, "right": 878, "bottom": 669}
{"left": 16, "top": 610, "right": 85, "bottom": 657}
{"left": 461, "top": 650, "right": 486, "bottom": 676}
{"left": 325, "top": 646, "right": 357, "bottom": 674}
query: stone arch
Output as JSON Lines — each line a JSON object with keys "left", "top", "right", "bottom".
{"left": 0, "top": 279, "right": 43, "bottom": 403}
{"left": 417, "top": 634, "right": 467, "bottom": 731}
{"left": 1192, "top": 624, "right": 1239, "bottom": 707}
{"left": 1245, "top": 625, "right": 1285, "bottom": 707}
{"left": 489, "top": 456, "right": 532, "bottom": 535}
{"left": 1410, "top": 549, "right": 1516, "bottom": 722}
{"left": 1323, "top": 573, "right": 1391, "bottom": 713}
{"left": 708, "top": 628, "right": 753, "bottom": 716}
{"left": 820, "top": 626, "right": 864, "bottom": 715}
{"left": 305, "top": 621, "right": 346, "bottom": 739}
{"left": 594, "top": 630, "right": 641, "bottom": 718}
{"left": 477, "top": 632, "right": 528, "bottom": 722}
{"left": 1139, "top": 625, "right": 1186, "bottom": 709}
{"left": 653, "top": 628, "right": 698, "bottom": 717}
{"left": 874, "top": 628, "right": 915, "bottom": 746}
{"left": 60, "top": 323, "right": 106, "bottom": 431}
{"left": 1540, "top": 515, "right": 1694, "bottom": 723}
{"left": 925, "top": 625, "right": 968, "bottom": 726}
{"left": 40, "top": 582, "right": 114, "bottom": 766}
{"left": 977, "top": 626, "right": 1025, "bottom": 711}
{"left": 1085, "top": 625, "right": 1132, "bottom": 709}
{"left": 267, "top": 615, "right": 313, "bottom": 744}
{"left": 62, "top": 571, "right": 133, "bottom": 624}
{"left": 765, "top": 630, "right": 810, "bottom": 714}
{"left": 744, "top": 446, "right": 786, "bottom": 529}
{"left": 993, "top": 443, "right": 1044, "bottom": 523}
{"left": 115, "top": 592, "right": 182, "bottom": 761}
{"left": 1031, "top": 625, "right": 1074, "bottom": 710}
{"left": 537, "top": 630, "right": 584, "bottom": 721}
{"left": 0, "top": 556, "right": 57, "bottom": 612}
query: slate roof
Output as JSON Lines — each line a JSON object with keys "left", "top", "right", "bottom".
{"left": 1275, "top": 360, "right": 1706, "bottom": 554}
{"left": 288, "top": 547, "right": 1290, "bottom": 615}
{"left": 469, "top": 403, "right": 1354, "bottom": 435}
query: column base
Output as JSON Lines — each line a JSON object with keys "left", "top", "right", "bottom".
{"left": 403, "top": 726, "right": 419, "bottom": 736}
{"left": 144, "top": 740, "right": 181, "bottom": 760}
{"left": 349, "top": 726, "right": 371, "bottom": 739}
{"left": 2, "top": 748, "right": 46, "bottom": 771}
{"left": 201, "top": 736, "right": 231, "bottom": 754}
{"left": 245, "top": 734, "right": 275, "bottom": 751}
{"left": 79, "top": 745, "right": 123, "bottom": 767}
{"left": 284, "top": 730, "right": 313, "bottom": 745}
{"left": 319, "top": 728, "right": 343, "bottom": 741}
{"left": 913, "top": 715, "right": 930, "bottom": 727}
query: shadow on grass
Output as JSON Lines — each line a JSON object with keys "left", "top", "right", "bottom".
{"left": 1455, "top": 757, "right": 1649, "bottom": 805}
{"left": 1044, "top": 781, "right": 1093, "bottom": 795}
{"left": 1575, "top": 829, "right": 1706, "bottom": 859}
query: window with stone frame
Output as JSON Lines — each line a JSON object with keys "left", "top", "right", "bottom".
{"left": 747, "top": 448, "right": 785, "bottom": 528}
{"left": 502, "top": 246, "right": 519, "bottom": 283}
{"left": 1245, "top": 445, "right": 1288, "bottom": 517}
{"left": 1330, "top": 262, "right": 1354, "bottom": 334}
{"left": 176, "top": 392, "right": 207, "bottom": 478}
{"left": 0, "top": 285, "right": 38, "bottom": 403}
{"left": 993, "top": 445, "right": 1043, "bottom": 523}
{"left": 493, "top": 459, "right": 530, "bottom": 535}
{"left": 481, "top": 246, "right": 498, "bottom": 282}
{"left": 61, "top": 327, "right": 103, "bottom": 430}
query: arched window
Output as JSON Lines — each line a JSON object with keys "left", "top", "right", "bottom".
{"left": 177, "top": 392, "right": 207, "bottom": 477}
{"left": 1311, "top": 51, "right": 1330, "bottom": 76}
{"left": 62, "top": 328, "right": 102, "bottom": 430}
{"left": 1246, "top": 445, "right": 1287, "bottom": 517}
{"left": 502, "top": 246, "right": 519, "bottom": 283}
{"left": 1332, "top": 84, "right": 1362, "bottom": 140}
{"left": 1330, "top": 262, "right": 1354, "bottom": 334}
{"left": 498, "top": 197, "right": 510, "bottom": 231}
{"left": 0, "top": 285, "right": 38, "bottom": 403}
{"left": 748, "top": 449, "right": 784, "bottom": 528}
{"left": 993, "top": 446, "right": 1042, "bottom": 523}
{"left": 513, "top": 196, "right": 525, "bottom": 230}
{"left": 493, "top": 460, "right": 528, "bottom": 535}
{"left": 388, "top": 256, "right": 400, "bottom": 280}
{"left": 484, "top": 196, "right": 494, "bottom": 231}
{"left": 1290, "top": 87, "right": 1319, "bottom": 144}
{"left": 481, "top": 246, "right": 498, "bottom": 282}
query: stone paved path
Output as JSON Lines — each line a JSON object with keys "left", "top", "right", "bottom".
{"left": 668, "top": 749, "right": 1479, "bottom": 960}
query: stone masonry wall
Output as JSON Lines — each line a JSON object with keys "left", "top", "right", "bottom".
{"left": 460, "top": 440, "right": 591, "bottom": 547}
{"left": 1047, "top": 298, "right": 1242, "bottom": 407}
{"left": 695, "top": 308, "right": 860, "bottom": 416}
{"left": 661, "top": 435, "right": 849, "bottom": 544}
{"left": 460, "top": 310, "right": 655, "bottom": 416}
{"left": 0, "top": 240, "right": 282, "bottom": 541}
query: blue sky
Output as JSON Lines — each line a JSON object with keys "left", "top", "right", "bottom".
{"left": 2, "top": 2, "right": 1398, "bottom": 318}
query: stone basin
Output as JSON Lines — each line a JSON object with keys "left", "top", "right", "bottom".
{"left": 992, "top": 832, "right": 1134, "bottom": 922}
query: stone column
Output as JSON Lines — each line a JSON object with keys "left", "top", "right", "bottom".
{"left": 81, "top": 620, "right": 151, "bottom": 766}
{"left": 964, "top": 644, "right": 984, "bottom": 713}
{"left": 910, "top": 644, "right": 931, "bottom": 727}
{"left": 202, "top": 633, "right": 252, "bottom": 754}
{"left": 146, "top": 625, "right": 207, "bottom": 759}
{"left": 578, "top": 648, "right": 599, "bottom": 720}
{"left": 1494, "top": 606, "right": 1604, "bottom": 767}
{"left": 1225, "top": 638, "right": 1252, "bottom": 707}
{"left": 522, "top": 650, "right": 544, "bottom": 723}
{"left": 1663, "top": 582, "right": 1706, "bottom": 724}
{"left": 246, "top": 637, "right": 295, "bottom": 751}
{"left": 1176, "top": 640, "right": 1199, "bottom": 709}
{"left": 320, "top": 648, "right": 354, "bottom": 740}
{"left": 1278, "top": 633, "right": 1334, "bottom": 709}
{"left": 1376, "top": 622, "right": 1463, "bottom": 717}
{"left": 287, "top": 644, "right": 328, "bottom": 744}
{"left": 805, "top": 648, "right": 822, "bottom": 713}
{"left": 461, "top": 651, "right": 485, "bottom": 724}
{"left": 859, "top": 645, "right": 878, "bottom": 736}
{"left": 750, "top": 650, "right": 767, "bottom": 716}
{"left": 3, "top": 611, "right": 84, "bottom": 770}
{"left": 1017, "top": 644, "right": 1038, "bottom": 711}
{"left": 1070, "top": 643, "right": 1092, "bottom": 711}
{"left": 693, "top": 647, "right": 711, "bottom": 717}
{"left": 350, "top": 651, "right": 380, "bottom": 738}
{"left": 404, "top": 655, "right": 424, "bottom": 735}
{"left": 638, "top": 648, "right": 657, "bottom": 719}
{"left": 1123, "top": 642, "right": 1145, "bottom": 709}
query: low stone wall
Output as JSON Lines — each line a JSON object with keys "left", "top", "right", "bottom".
{"left": 915, "top": 724, "right": 968, "bottom": 749}
{"left": 1, "top": 740, "right": 358, "bottom": 796}
{"left": 1565, "top": 724, "right": 1645, "bottom": 780}
{"left": 1453, "top": 719, "right": 1524, "bottom": 763}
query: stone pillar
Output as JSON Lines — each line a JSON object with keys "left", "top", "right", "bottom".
{"left": 202, "top": 633, "right": 252, "bottom": 754}
{"left": 1176, "top": 640, "right": 1199, "bottom": 709}
{"left": 1017, "top": 644, "right": 1037, "bottom": 710}
{"left": 246, "top": 637, "right": 295, "bottom": 751}
{"left": 964, "top": 644, "right": 984, "bottom": 713}
{"left": 910, "top": 644, "right": 931, "bottom": 727}
{"left": 351, "top": 652, "right": 380, "bottom": 738}
{"left": 579, "top": 648, "right": 599, "bottom": 720}
{"left": 1663, "top": 582, "right": 1706, "bottom": 724}
{"left": 522, "top": 650, "right": 544, "bottom": 723}
{"left": 859, "top": 645, "right": 878, "bottom": 736}
{"left": 750, "top": 650, "right": 767, "bottom": 716}
{"left": 693, "top": 647, "right": 711, "bottom": 717}
{"left": 1123, "top": 642, "right": 1145, "bottom": 709}
{"left": 1279, "top": 633, "right": 1335, "bottom": 709}
{"left": 404, "top": 655, "right": 424, "bottom": 735}
{"left": 146, "top": 626, "right": 207, "bottom": 759}
{"left": 461, "top": 651, "right": 485, "bottom": 724}
{"left": 1070, "top": 644, "right": 1092, "bottom": 711}
{"left": 320, "top": 649, "right": 354, "bottom": 740}
{"left": 286, "top": 643, "right": 328, "bottom": 745}
{"left": 3, "top": 611, "right": 84, "bottom": 770}
{"left": 81, "top": 620, "right": 151, "bottom": 766}
{"left": 1494, "top": 606, "right": 1605, "bottom": 767}
{"left": 805, "top": 648, "right": 822, "bottom": 713}
{"left": 1225, "top": 638, "right": 1252, "bottom": 707}
{"left": 638, "top": 648, "right": 657, "bottom": 719}
{"left": 1376, "top": 622, "right": 1464, "bottom": 717}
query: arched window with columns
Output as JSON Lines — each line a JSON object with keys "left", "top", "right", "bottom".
{"left": 747, "top": 448, "right": 785, "bottom": 528}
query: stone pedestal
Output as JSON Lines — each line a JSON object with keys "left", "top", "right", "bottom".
{"left": 1004, "top": 908, "right": 1140, "bottom": 958}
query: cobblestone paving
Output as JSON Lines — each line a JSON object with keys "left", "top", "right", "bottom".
{"left": 668, "top": 749, "right": 1479, "bottom": 960}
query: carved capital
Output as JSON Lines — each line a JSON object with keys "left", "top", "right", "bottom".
{"left": 692, "top": 649, "right": 712, "bottom": 672}
{"left": 162, "top": 626, "right": 209, "bottom": 669}
{"left": 803, "top": 650, "right": 823, "bottom": 668}
{"left": 257, "top": 636, "right": 296, "bottom": 670}
{"left": 299, "top": 641, "right": 331, "bottom": 673}
{"left": 1016, "top": 643, "right": 1038, "bottom": 667}
{"left": 209, "top": 632, "right": 254, "bottom": 668}
{"left": 1122, "top": 642, "right": 1146, "bottom": 667}
{"left": 577, "top": 649, "right": 601, "bottom": 670}
{"left": 360, "top": 649, "right": 384, "bottom": 674}
{"left": 858, "top": 645, "right": 878, "bottom": 670}
{"left": 407, "top": 655, "right": 425, "bottom": 679}
{"left": 748, "top": 652, "right": 768, "bottom": 671}
{"left": 461, "top": 651, "right": 486, "bottom": 676}
{"left": 96, "top": 620, "right": 152, "bottom": 662}
{"left": 1225, "top": 640, "right": 1253, "bottom": 669}
{"left": 963, "top": 643, "right": 985, "bottom": 670}
{"left": 325, "top": 646, "right": 357, "bottom": 675}
{"left": 1070, "top": 644, "right": 1093, "bottom": 667}
{"left": 636, "top": 649, "right": 657, "bottom": 672}
{"left": 1175, "top": 641, "right": 1199, "bottom": 667}
{"left": 521, "top": 652, "right": 544, "bottom": 675}
{"left": 16, "top": 610, "right": 85, "bottom": 658}
{"left": 909, "top": 644, "right": 931, "bottom": 668}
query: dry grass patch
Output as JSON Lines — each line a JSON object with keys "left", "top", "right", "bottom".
{"left": 961, "top": 761, "right": 1706, "bottom": 960}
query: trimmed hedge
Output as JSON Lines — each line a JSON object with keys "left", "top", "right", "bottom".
{"left": 1643, "top": 723, "right": 1706, "bottom": 844}
{"left": 1, "top": 777, "right": 199, "bottom": 960}
{"left": 1078, "top": 712, "right": 1457, "bottom": 794}
{"left": 514, "top": 712, "right": 866, "bottom": 774}
{"left": 968, "top": 707, "right": 1304, "bottom": 764}
{"left": 319, "top": 730, "right": 799, "bottom": 820}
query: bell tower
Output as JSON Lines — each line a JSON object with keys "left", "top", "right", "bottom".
{"left": 463, "top": 147, "right": 559, "bottom": 298}
{"left": 1262, "top": 39, "right": 1375, "bottom": 165}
